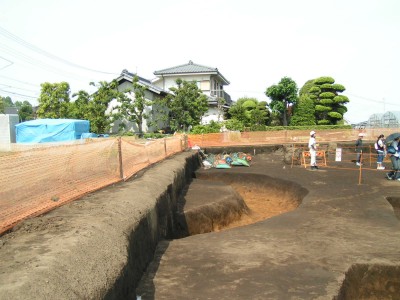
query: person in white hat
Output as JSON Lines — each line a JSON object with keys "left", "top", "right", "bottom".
{"left": 355, "top": 133, "right": 365, "bottom": 166}
{"left": 308, "top": 131, "right": 318, "bottom": 170}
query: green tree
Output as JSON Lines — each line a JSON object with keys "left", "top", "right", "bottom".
{"left": 37, "top": 82, "right": 71, "bottom": 118}
{"left": 0, "top": 96, "right": 14, "bottom": 113}
{"left": 166, "top": 79, "right": 208, "bottom": 132}
{"left": 289, "top": 94, "right": 316, "bottom": 126}
{"left": 70, "top": 90, "right": 90, "bottom": 120}
{"left": 115, "top": 76, "right": 151, "bottom": 137}
{"left": 86, "top": 81, "right": 119, "bottom": 134}
{"left": 228, "top": 97, "right": 270, "bottom": 127}
{"left": 303, "top": 76, "right": 349, "bottom": 125}
{"left": 15, "top": 101, "right": 34, "bottom": 121}
{"left": 265, "top": 77, "right": 298, "bottom": 126}
{"left": 0, "top": 96, "right": 5, "bottom": 113}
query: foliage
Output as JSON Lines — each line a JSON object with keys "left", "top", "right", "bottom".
{"left": 228, "top": 97, "right": 270, "bottom": 127}
{"left": 165, "top": 79, "right": 209, "bottom": 132}
{"left": 115, "top": 76, "right": 151, "bottom": 137}
{"left": 85, "top": 80, "right": 119, "bottom": 134}
{"left": 289, "top": 94, "right": 316, "bottom": 126}
{"left": 0, "top": 96, "right": 5, "bottom": 113}
{"left": 320, "top": 92, "right": 336, "bottom": 99}
{"left": 298, "top": 76, "right": 350, "bottom": 125}
{"left": 333, "top": 95, "right": 349, "bottom": 103}
{"left": 0, "top": 96, "right": 14, "bottom": 113}
{"left": 261, "top": 124, "right": 351, "bottom": 131}
{"left": 191, "top": 121, "right": 222, "bottom": 134}
{"left": 37, "top": 82, "right": 71, "bottom": 118}
{"left": 313, "top": 77, "right": 334, "bottom": 85}
{"left": 69, "top": 90, "right": 90, "bottom": 119}
{"left": 299, "top": 79, "right": 315, "bottom": 96}
{"left": 327, "top": 111, "right": 342, "bottom": 119}
{"left": 15, "top": 101, "right": 34, "bottom": 121}
{"left": 315, "top": 104, "right": 332, "bottom": 112}
{"left": 265, "top": 77, "right": 298, "bottom": 126}
{"left": 143, "top": 132, "right": 166, "bottom": 139}
{"left": 224, "top": 118, "right": 245, "bottom": 131}
{"left": 147, "top": 96, "right": 170, "bottom": 133}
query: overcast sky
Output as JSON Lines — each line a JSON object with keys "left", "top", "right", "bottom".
{"left": 0, "top": 0, "right": 399, "bottom": 124}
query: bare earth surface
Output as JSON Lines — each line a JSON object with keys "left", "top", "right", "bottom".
{"left": 1, "top": 149, "right": 400, "bottom": 299}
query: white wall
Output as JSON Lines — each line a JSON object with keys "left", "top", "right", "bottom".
{"left": 0, "top": 114, "right": 19, "bottom": 150}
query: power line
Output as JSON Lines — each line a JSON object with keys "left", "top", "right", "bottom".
{"left": 347, "top": 93, "right": 397, "bottom": 106}
{"left": 0, "top": 55, "right": 13, "bottom": 70}
{"left": 0, "top": 43, "right": 95, "bottom": 82}
{"left": 0, "top": 75, "right": 40, "bottom": 87}
{"left": 0, "top": 84, "right": 39, "bottom": 94}
{"left": 0, "top": 88, "right": 37, "bottom": 99}
{"left": 0, "top": 25, "right": 118, "bottom": 76}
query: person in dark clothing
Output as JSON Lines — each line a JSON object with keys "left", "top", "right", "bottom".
{"left": 355, "top": 133, "right": 365, "bottom": 166}
{"left": 386, "top": 137, "right": 400, "bottom": 180}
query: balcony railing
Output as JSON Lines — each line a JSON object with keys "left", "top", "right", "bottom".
{"left": 209, "top": 89, "right": 232, "bottom": 105}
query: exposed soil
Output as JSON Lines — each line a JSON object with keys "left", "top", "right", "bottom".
{"left": 1, "top": 149, "right": 400, "bottom": 300}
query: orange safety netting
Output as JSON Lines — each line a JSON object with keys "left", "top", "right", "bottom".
{"left": 188, "top": 128, "right": 398, "bottom": 148}
{"left": 0, "top": 136, "right": 184, "bottom": 234}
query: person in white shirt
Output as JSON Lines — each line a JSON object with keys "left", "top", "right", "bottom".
{"left": 374, "top": 134, "right": 386, "bottom": 170}
{"left": 308, "top": 131, "right": 318, "bottom": 170}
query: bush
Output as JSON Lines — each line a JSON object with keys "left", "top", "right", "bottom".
{"left": 191, "top": 121, "right": 222, "bottom": 134}
{"left": 319, "top": 92, "right": 336, "bottom": 99}
{"left": 262, "top": 124, "right": 351, "bottom": 131}
{"left": 333, "top": 95, "right": 349, "bottom": 103}
{"left": 143, "top": 133, "right": 166, "bottom": 139}
{"left": 225, "top": 119, "right": 245, "bottom": 131}
{"left": 313, "top": 76, "right": 335, "bottom": 85}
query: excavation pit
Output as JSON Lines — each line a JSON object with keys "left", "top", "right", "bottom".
{"left": 175, "top": 172, "right": 307, "bottom": 237}
{"left": 335, "top": 264, "right": 400, "bottom": 300}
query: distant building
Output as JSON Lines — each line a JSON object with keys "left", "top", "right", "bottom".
{"left": 363, "top": 111, "right": 400, "bottom": 128}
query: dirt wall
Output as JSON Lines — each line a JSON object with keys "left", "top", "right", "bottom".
{"left": 0, "top": 151, "right": 200, "bottom": 300}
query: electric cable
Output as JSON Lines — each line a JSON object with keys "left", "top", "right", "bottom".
{"left": 0, "top": 25, "right": 118, "bottom": 75}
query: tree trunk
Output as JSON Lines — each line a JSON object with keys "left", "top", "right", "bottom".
{"left": 282, "top": 101, "right": 288, "bottom": 126}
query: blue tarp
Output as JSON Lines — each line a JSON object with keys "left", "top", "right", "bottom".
{"left": 15, "top": 119, "right": 90, "bottom": 143}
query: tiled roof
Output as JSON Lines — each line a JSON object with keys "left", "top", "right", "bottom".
{"left": 116, "top": 69, "right": 167, "bottom": 94}
{"left": 154, "top": 61, "right": 230, "bottom": 85}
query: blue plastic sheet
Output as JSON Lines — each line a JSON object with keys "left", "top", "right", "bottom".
{"left": 15, "top": 119, "right": 90, "bottom": 143}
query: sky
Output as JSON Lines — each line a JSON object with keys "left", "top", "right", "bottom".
{"left": 0, "top": 0, "right": 399, "bottom": 124}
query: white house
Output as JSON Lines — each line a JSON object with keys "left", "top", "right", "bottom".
{"left": 109, "top": 70, "right": 169, "bottom": 134}
{"left": 110, "top": 61, "right": 232, "bottom": 134}
{"left": 152, "top": 60, "right": 232, "bottom": 124}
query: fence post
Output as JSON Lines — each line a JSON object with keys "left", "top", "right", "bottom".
{"left": 164, "top": 137, "right": 167, "bottom": 156}
{"left": 118, "top": 137, "right": 124, "bottom": 180}
{"left": 358, "top": 151, "right": 363, "bottom": 185}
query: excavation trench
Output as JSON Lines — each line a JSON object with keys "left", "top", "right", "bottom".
{"left": 174, "top": 171, "right": 307, "bottom": 238}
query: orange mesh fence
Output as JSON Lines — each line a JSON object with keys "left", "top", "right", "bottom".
{"left": 0, "top": 135, "right": 184, "bottom": 234}
{"left": 188, "top": 128, "right": 398, "bottom": 148}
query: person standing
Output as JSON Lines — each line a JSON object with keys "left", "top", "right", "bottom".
{"left": 374, "top": 134, "right": 386, "bottom": 170}
{"left": 386, "top": 136, "right": 400, "bottom": 180}
{"left": 355, "top": 133, "right": 364, "bottom": 166}
{"left": 308, "top": 131, "right": 318, "bottom": 170}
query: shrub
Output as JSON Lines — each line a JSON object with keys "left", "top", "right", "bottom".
{"left": 191, "top": 121, "right": 222, "bottom": 134}
{"left": 313, "top": 76, "right": 335, "bottom": 85}
{"left": 143, "top": 133, "right": 165, "bottom": 139}
{"left": 225, "top": 119, "right": 245, "bottom": 131}
{"left": 319, "top": 92, "right": 336, "bottom": 99}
